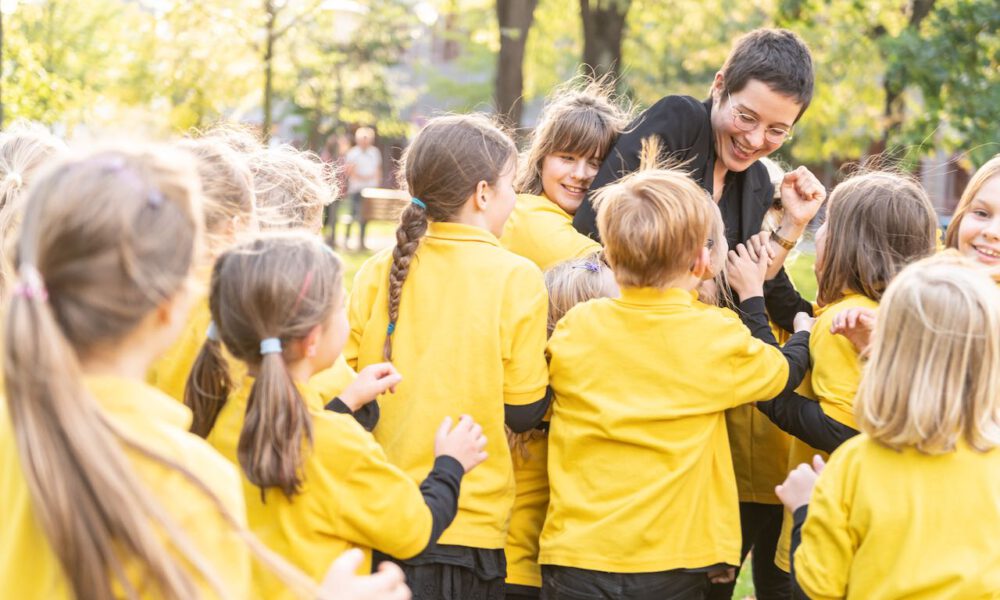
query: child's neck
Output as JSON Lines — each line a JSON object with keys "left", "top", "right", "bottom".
{"left": 450, "top": 203, "right": 492, "bottom": 232}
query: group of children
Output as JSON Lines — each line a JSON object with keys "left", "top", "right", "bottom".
{"left": 1, "top": 26, "right": 999, "bottom": 600}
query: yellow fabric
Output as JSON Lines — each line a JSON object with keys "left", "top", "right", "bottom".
{"left": 795, "top": 435, "right": 1000, "bottom": 599}
{"left": 810, "top": 294, "right": 879, "bottom": 429}
{"left": 776, "top": 293, "right": 878, "bottom": 571}
{"left": 500, "top": 194, "right": 597, "bottom": 586}
{"left": 207, "top": 379, "right": 432, "bottom": 599}
{"left": 726, "top": 321, "right": 792, "bottom": 504}
{"left": 345, "top": 221, "right": 549, "bottom": 549}
{"left": 308, "top": 354, "right": 357, "bottom": 400}
{"left": 147, "top": 296, "right": 248, "bottom": 403}
{"left": 499, "top": 193, "right": 601, "bottom": 272}
{"left": 0, "top": 376, "right": 250, "bottom": 599}
{"left": 504, "top": 434, "right": 549, "bottom": 588}
{"left": 541, "top": 287, "right": 790, "bottom": 572}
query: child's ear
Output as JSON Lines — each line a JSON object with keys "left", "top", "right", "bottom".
{"left": 691, "top": 246, "right": 711, "bottom": 279}
{"left": 711, "top": 72, "right": 725, "bottom": 100}
{"left": 474, "top": 180, "right": 490, "bottom": 211}
{"left": 302, "top": 324, "right": 323, "bottom": 358}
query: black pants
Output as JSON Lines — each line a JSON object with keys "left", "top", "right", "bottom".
{"left": 541, "top": 565, "right": 709, "bottom": 600}
{"left": 374, "top": 546, "right": 505, "bottom": 600}
{"left": 707, "top": 502, "right": 789, "bottom": 600}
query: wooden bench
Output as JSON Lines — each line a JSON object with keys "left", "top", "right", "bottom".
{"left": 360, "top": 187, "right": 410, "bottom": 224}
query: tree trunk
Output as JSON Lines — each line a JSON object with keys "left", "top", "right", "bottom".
{"left": 494, "top": 0, "right": 538, "bottom": 129}
{"left": 580, "top": 0, "right": 631, "bottom": 82}
{"left": 263, "top": 1, "right": 277, "bottom": 142}
{"left": 881, "top": 0, "right": 936, "bottom": 147}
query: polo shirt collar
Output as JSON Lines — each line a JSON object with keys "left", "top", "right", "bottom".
{"left": 85, "top": 375, "right": 192, "bottom": 430}
{"left": 426, "top": 221, "right": 501, "bottom": 246}
{"left": 616, "top": 286, "right": 694, "bottom": 307}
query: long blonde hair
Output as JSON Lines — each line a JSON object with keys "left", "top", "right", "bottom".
{"left": 857, "top": 252, "right": 1000, "bottom": 454}
{"left": 5, "top": 146, "right": 317, "bottom": 599}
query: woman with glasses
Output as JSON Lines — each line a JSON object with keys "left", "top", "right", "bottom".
{"left": 572, "top": 28, "right": 826, "bottom": 600}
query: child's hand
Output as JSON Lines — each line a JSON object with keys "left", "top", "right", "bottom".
{"left": 775, "top": 455, "right": 826, "bottom": 511}
{"left": 793, "top": 311, "right": 815, "bottom": 334}
{"left": 707, "top": 566, "right": 736, "bottom": 584}
{"left": 831, "top": 307, "right": 876, "bottom": 355}
{"left": 434, "top": 415, "right": 488, "bottom": 473}
{"left": 726, "top": 242, "right": 770, "bottom": 299}
{"left": 339, "top": 362, "right": 402, "bottom": 412}
{"left": 320, "top": 548, "right": 411, "bottom": 600}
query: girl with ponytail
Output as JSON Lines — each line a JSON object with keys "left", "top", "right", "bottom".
{"left": 0, "top": 145, "right": 254, "bottom": 599}
{"left": 187, "top": 232, "right": 486, "bottom": 600}
{"left": 344, "top": 114, "right": 550, "bottom": 599}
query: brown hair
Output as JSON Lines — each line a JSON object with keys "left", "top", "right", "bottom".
{"left": 186, "top": 232, "right": 343, "bottom": 499}
{"left": 383, "top": 114, "right": 517, "bottom": 360}
{"left": 3, "top": 146, "right": 219, "bottom": 599}
{"left": 720, "top": 28, "right": 814, "bottom": 120}
{"left": 177, "top": 137, "right": 258, "bottom": 254}
{"left": 816, "top": 171, "right": 938, "bottom": 306}
{"left": 594, "top": 168, "right": 713, "bottom": 288}
{"left": 0, "top": 123, "right": 65, "bottom": 295}
{"left": 857, "top": 252, "right": 1000, "bottom": 454}
{"left": 515, "top": 77, "right": 630, "bottom": 195}
{"left": 944, "top": 154, "right": 1000, "bottom": 249}
{"left": 249, "top": 144, "right": 335, "bottom": 233}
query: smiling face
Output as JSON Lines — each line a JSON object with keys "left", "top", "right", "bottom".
{"left": 710, "top": 78, "right": 801, "bottom": 175}
{"left": 956, "top": 175, "right": 1000, "bottom": 275}
{"left": 540, "top": 152, "right": 601, "bottom": 215}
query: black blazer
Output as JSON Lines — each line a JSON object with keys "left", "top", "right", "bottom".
{"left": 574, "top": 95, "right": 812, "bottom": 331}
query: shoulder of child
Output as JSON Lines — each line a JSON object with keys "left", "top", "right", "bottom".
{"left": 309, "top": 409, "right": 376, "bottom": 473}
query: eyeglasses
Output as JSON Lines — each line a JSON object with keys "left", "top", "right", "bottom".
{"left": 728, "top": 93, "right": 793, "bottom": 144}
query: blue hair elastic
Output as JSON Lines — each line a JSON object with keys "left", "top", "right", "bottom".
{"left": 410, "top": 197, "right": 427, "bottom": 210}
{"left": 387, "top": 322, "right": 396, "bottom": 335}
{"left": 206, "top": 321, "right": 220, "bottom": 342}
{"left": 260, "top": 337, "right": 282, "bottom": 355}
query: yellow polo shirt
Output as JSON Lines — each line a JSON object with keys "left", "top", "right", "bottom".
{"left": 541, "top": 287, "right": 790, "bottom": 572}
{"left": 0, "top": 376, "right": 250, "bottom": 599}
{"left": 796, "top": 435, "right": 1000, "bottom": 599}
{"left": 345, "top": 221, "right": 549, "bottom": 549}
{"left": 500, "top": 193, "right": 601, "bottom": 272}
{"left": 776, "top": 292, "right": 878, "bottom": 571}
{"left": 207, "top": 379, "right": 432, "bottom": 599}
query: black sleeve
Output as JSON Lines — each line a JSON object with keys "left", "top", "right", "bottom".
{"left": 324, "top": 397, "right": 380, "bottom": 432}
{"left": 575, "top": 96, "right": 709, "bottom": 241}
{"left": 789, "top": 505, "right": 812, "bottom": 600}
{"left": 737, "top": 296, "right": 778, "bottom": 346}
{"left": 417, "top": 455, "right": 465, "bottom": 551}
{"left": 505, "top": 388, "right": 552, "bottom": 433}
{"left": 763, "top": 268, "right": 813, "bottom": 334}
{"left": 756, "top": 392, "right": 860, "bottom": 454}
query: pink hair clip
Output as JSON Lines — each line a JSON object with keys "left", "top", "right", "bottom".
{"left": 13, "top": 264, "right": 48, "bottom": 302}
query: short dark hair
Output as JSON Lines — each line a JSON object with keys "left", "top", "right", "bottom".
{"left": 721, "top": 29, "right": 814, "bottom": 121}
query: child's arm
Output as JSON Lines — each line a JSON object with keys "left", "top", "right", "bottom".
{"left": 325, "top": 362, "right": 400, "bottom": 431}
{"left": 756, "top": 393, "right": 859, "bottom": 454}
{"left": 776, "top": 455, "right": 827, "bottom": 600}
{"left": 501, "top": 264, "right": 551, "bottom": 433}
{"left": 728, "top": 242, "right": 812, "bottom": 394}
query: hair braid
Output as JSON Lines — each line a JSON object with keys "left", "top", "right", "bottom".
{"left": 384, "top": 204, "right": 428, "bottom": 360}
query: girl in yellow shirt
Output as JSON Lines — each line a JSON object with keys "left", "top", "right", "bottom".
{"left": 500, "top": 78, "right": 630, "bottom": 271}
{"left": 186, "top": 232, "right": 486, "bottom": 598}
{"left": 345, "top": 115, "right": 550, "bottom": 600}
{"left": 755, "top": 171, "right": 939, "bottom": 572}
{"left": 777, "top": 253, "right": 1000, "bottom": 599}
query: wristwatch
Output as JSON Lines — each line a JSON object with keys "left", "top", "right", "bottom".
{"left": 772, "top": 228, "right": 798, "bottom": 251}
